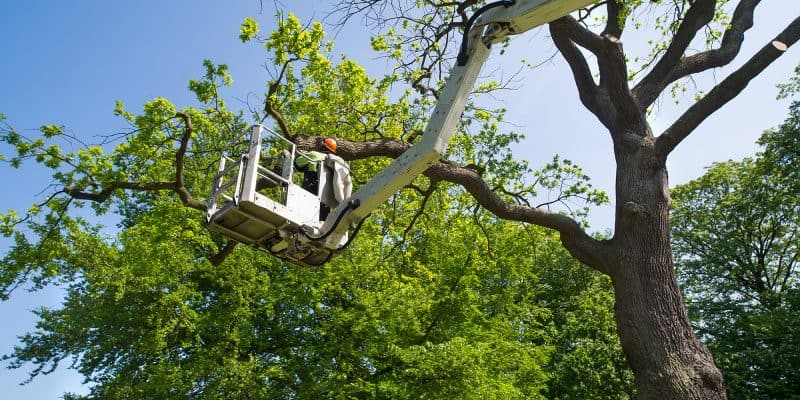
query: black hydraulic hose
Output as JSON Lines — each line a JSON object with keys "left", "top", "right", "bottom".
{"left": 301, "top": 248, "right": 335, "bottom": 267}
{"left": 335, "top": 213, "right": 372, "bottom": 251}
{"left": 300, "top": 211, "right": 370, "bottom": 266}
{"left": 301, "top": 198, "right": 361, "bottom": 242}
{"left": 456, "top": 0, "right": 516, "bottom": 66}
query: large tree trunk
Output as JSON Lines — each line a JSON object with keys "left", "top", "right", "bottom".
{"left": 609, "top": 130, "right": 726, "bottom": 399}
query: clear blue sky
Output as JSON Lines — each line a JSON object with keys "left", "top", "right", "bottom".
{"left": 1, "top": 1, "right": 797, "bottom": 398}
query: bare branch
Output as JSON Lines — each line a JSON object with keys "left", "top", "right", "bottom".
{"left": 656, "top": 16, "right": 800, "bottom": 158}
{"left": 551, "top": 16, "right": 639, "bottom": 132}
{"left": 330, "top": 0, "right": 468, "bottom": 96}
{"left": 602, "top": 0, "right": 623, "bottom": 39}
{"left": 633, "top": 0, "right": 761, "bottom": 109}
{"left": 549, "top": 19, "right": 606, "bottom": 123}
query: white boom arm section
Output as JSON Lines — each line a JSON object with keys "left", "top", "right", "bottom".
{"left": 318, "top": 26, "right": 491, "bottom": 241}
{"left": 319, "top": 0, "right": 597, "bottom": 242}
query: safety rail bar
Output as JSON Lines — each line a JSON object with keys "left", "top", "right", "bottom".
{"left": 207, "top": 154, "right": 245, "bottom": 219}
{"left": 258, "top": 126, "right": 297, "bottom": 179}
{"left": 255, "top": 163, "right": 290, "bottom": 204}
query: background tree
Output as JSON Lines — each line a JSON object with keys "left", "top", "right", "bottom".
{"left": 0, "top": 13, "right": 632, "bottom": 399}
{"left": 671, "top": 75, "right": 800, "bottom": 399}
{"left": 536, "top": 250, "right": 635, "bottom": 400}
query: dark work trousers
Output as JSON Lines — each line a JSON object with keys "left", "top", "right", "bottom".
{"left": 300, "top": 169, "right": 330, "bottom": 221}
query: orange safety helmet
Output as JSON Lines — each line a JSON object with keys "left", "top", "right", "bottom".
{"left": 323, "top": 137, "right": 338, "bottom": 153}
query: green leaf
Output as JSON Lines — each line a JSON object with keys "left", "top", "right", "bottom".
{"left": 239, "top": 17, "right": 259, "bottom": 42}
{"left": 39, "top": 124, "right": 63, "bottom": 138}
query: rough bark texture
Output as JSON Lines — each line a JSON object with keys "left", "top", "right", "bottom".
{"left": 608, "top": 128, "right": 725, "bottom": 399}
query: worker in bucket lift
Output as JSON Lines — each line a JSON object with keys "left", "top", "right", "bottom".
{"left": 295, "top": 137, "right": 353, "bottom": 221}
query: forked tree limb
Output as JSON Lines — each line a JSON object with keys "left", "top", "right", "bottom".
{"left": 550, "top": 16, "right": 639, "bottom": 133}
{"left": 62, "top": 112, "right": 206, "bottom": 211}
{"left": 173, "top": 112, "right": 206, "bottom": 210}
{"left": 658, "top": 0, "right": 762, "bottom": 99}
{"left": 59, "top": 111, "right": 229, "bottom": 263}
{"left": 633, "top": 0, "right": 760, "bottom": 110}
{"left": 656, "top": 16, "right": 800, "bottom": 158}
{"left": 549, "top": 21, "right": 608, "bottom": 126}
{"left": 632, "top": 0, "right": 719, "bottom": 109}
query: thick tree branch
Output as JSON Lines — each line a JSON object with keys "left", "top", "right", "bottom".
{"left": 294, "top": 134, "right": 412, "bottom": 157}
{"left": 264, "top": 59, "right": 297, "bottom": 138}
{"left": 295, "top": 134, "right": 610, "bottom": 274}
{"left": 603, "top": 0, "right": 623, "bottom": 39}
{"left": 209, "top": 241, "right": 238, "bottom": 266}
{"left": 173, "top": 112, "right": 203, "bottom": 209}
{"left": 266, "top": 84, "right": 292, "bottom": 138}
{"left": 549, "top": 20, "right": 606, "bottom": 124}
{"left": 551, "top": 16, "right": 639, "bottom": 132}
{"left": 427, "top": 161, "right": 609, "bottom": 274}
{"left": 551, "top": 15, "right": 605, "bottom": 54}
{"left": 664, "top": 0, "right": 761, "bottom": 89}
{"left": 596, "top": 34, "right": 640, "bottom": 129}
{"left": 656, "top": 17, "right": 800, "bottom": 158}
{"left": 632, "top": 0, "right": 718, "bottom": 108}
{"left": 174, "top": 113, "right": 207, "bottom": 210}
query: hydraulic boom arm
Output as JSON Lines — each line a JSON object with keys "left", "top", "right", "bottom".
{"left": 206, "top": 0, "right": 598, "bottom": 265}
{"left": 318, "top": 0, "right": 597, "bottom": 245}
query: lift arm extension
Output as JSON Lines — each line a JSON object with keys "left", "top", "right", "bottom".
{"left": 319, "top": 0, "right": 597, "bottom": 247}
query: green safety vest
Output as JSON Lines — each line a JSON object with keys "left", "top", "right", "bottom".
{"left": 295, "top": 151, "right": 326, "bottom": 172}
